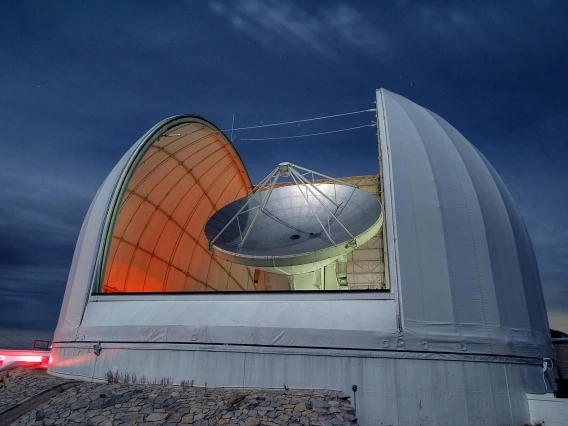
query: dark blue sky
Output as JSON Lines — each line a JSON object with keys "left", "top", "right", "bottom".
{"left": 1, "top": 0, "right": 567, "bottom": 347}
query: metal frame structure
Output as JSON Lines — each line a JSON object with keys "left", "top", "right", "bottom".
{"left": 208, "top": 162, "right": 357, "bottom": 249}
{"left": 205, "top": 163, "right": 383, "bottom": 277}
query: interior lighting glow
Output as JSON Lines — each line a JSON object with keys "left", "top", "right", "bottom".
{"left": 100, "top": 121, "right": 258, "bottom": 293}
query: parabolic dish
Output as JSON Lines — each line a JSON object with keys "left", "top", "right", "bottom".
{"left": 205, "top": 183, "right": 383, "bottom": 275}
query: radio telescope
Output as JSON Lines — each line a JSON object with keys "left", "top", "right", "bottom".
{"left": 205, "top": 162, "right": 383, "bottom": 275}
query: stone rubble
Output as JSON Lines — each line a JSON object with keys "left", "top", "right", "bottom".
{"left": 2, "top": 370, "right": 358, "bottom": 425}
{"left": 0, "top": 368, "right": 65, "bottom": 413}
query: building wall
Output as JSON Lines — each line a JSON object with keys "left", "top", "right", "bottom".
{"left": 343, "top": 175, "right": 387, "bottom": 290}
{"left": 50, "top": 343, "right": 544, "bottom": 426}
{"left": 554, "top": 341, "right": 568, "bottom": 379}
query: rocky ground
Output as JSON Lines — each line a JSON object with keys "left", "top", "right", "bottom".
{"left": 0, "top": 368, "right": 63, "bottom": 413}
{"left": 0, "top": 368, "right": 358, "bottom": 425}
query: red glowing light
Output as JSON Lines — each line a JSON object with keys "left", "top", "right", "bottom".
{"left": 0, "top": 350, "right": 51, "bottom": 367}
{"left": 18, "top": 355, "right": 43, "bottom": 362}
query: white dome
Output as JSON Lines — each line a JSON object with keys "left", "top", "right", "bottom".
{"left": 377, "top": 88, "right": 551, "bottom": 357}
{"left": 50, "top": 90, "right": 554, "bottom": 426}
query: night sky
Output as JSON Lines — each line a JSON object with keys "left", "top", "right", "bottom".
{"left": 1, "top": 0, "right": 567, "bottom": 348}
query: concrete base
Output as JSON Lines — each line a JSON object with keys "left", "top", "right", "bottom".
{"left": 527, "top": 393, "right": 568, "bottom": 426}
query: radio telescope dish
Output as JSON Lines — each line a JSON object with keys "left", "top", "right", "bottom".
{"left": 205, "top": 163, "right": 383, "bottom": 275}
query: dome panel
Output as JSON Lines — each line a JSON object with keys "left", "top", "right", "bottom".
{"left": 100, "top": 117, "right": 257, "bottom": 293}
{"left": 378, "top": 88, "right": 551, "bottom": 357}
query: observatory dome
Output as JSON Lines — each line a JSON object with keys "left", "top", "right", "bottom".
{"left": 50, "top": 90, "right": 554, "bottom": 425}
{"left": 376, "top": 89, "right": 551, "bottom": 357}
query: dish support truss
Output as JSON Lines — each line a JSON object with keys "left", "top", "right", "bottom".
{"left": 208, "top": 162, "right": 359, "bottom": 250}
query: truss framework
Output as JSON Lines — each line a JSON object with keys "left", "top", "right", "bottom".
{"left": 208, "top": 162, "right": 358, "bottom": 250}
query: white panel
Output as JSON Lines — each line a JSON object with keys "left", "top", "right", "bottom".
{"left": 77, "top": 299, "right": 399, "bottom": 350}
{"left": 377, "top": 88, "right": 553, "bottom": 358}
{"left": 462, "top": 362, "right": 497, "bottom": 422}
{"left": 528, "top": 393, "right": 568, "bottom": 426}
{"left": 378, "top": 89, "right": 456, "bottom": 326}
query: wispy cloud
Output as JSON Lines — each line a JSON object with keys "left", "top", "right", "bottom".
{"left": 0, "top": 264, "right": 67, "bottom": 332}
{"left": 209, "top": 0, "right": 390, "bottom": 57}
{"left": 396, "top": 1, "right": 566, "bottom": 58}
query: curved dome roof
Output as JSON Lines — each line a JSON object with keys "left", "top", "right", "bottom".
{"left": 56, "top": 115, "right": 262, "bottom": 338}
{"left": 100, "top": 116, "right": 258, "bottom": 293}
{"left": 378, "top": 89, "right": 551, "bottom": 357}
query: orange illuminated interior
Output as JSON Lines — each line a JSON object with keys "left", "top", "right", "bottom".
{"left": 101, "top": 121, "right": 267, "bottom": 292}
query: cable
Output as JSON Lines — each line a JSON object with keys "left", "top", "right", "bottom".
{"left": 542, "top": 357, "right": 553, "bottom": 391}
{"left": 237, "top": 124, "right": 374, "bottom": 142}
{"left": 6, "top": 327, "right": 31, "bottom": 343}
{"left": 0, "top": 330, "right": 26, "bottom": 349}
{"left": 223, "top": 108, "right": 375, "bottom": 132}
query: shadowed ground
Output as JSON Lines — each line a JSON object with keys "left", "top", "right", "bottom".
{"left": 0, "top": 369, "right": 358, "bottom": 425}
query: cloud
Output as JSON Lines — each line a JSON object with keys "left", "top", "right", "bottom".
{"left": 209, "top": 0, "right": 390, "bottom": 57}
{"left": 0, "top": 166, "right": 92, "bottom": 332}
{"left": 0, "top": 264, "right": 68, "bottom": 332}
{"left": 396, "top": 1, "right": 558, "bottom": 55}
